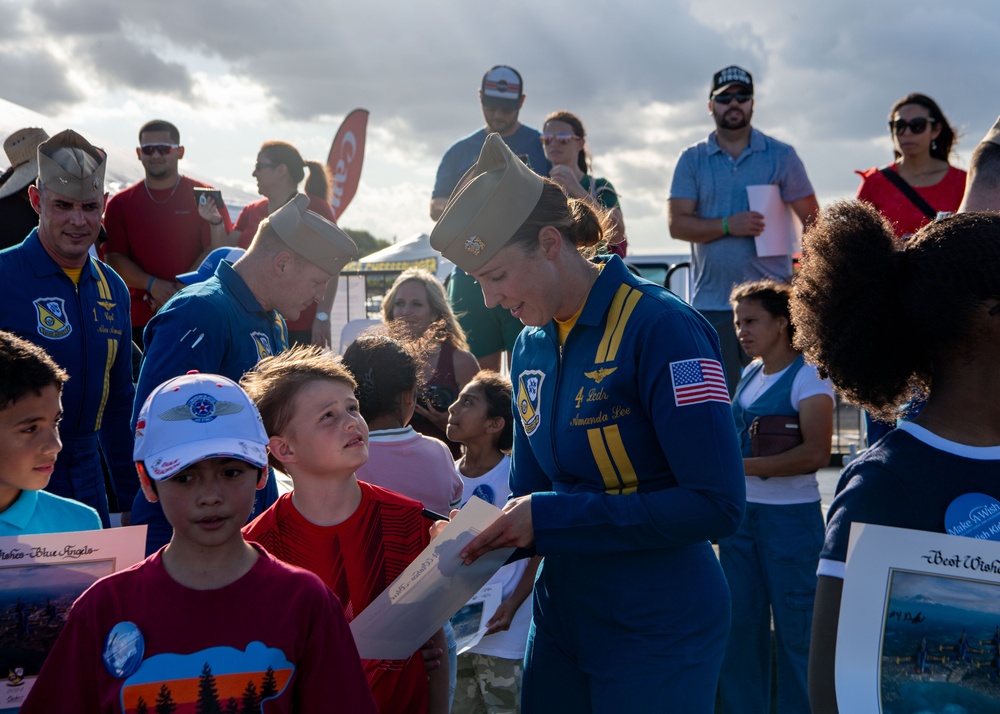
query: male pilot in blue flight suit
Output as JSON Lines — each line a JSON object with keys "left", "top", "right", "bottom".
{"left": 130, "top": 193, "right": 358, "bottom": 554}
{"left": 0, "top": 129, "right": 135, "bottom": 526}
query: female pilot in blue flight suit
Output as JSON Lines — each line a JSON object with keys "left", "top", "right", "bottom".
{"left": 431, "top": 134, "right": 746, "bottom": 713}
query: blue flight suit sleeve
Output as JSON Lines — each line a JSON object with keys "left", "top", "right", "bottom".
{"left": 132, "top": 293, "right": 228, "bottom": 426}
{"left": 528, "top": 305, "right": 745, "bottom": 555}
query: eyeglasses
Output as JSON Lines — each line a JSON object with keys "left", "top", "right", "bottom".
{"left": 139, "top": 143, "right": 179, "bottom": 156}
{"left": 712, "top": 93, "right": 752, "bottom": 105}
{"left": 540, "top": 133, "right": 580, "bottom": 146}
{"left": 889, "top": 117, "right": 937, "bottom": 135}
{"left": 254, "top": 161, "right": 275, "bottom": 172}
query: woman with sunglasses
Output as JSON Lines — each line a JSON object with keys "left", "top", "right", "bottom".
{"left": 198, "top": 141, "right": 337, "bottom": 346}
{"left": 431, "top": 134, "right": 745, "bottom": 713}
{"left": 541, "top": 111, "right": 627, "bottom": 257}
{"left": 855, "top": 93, "right": 965, "bottom": 240}
{"left": 798, "top": 204, "right": 1000, "bottom": 714}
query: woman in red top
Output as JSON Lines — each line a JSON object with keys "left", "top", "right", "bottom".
{"left": 199, "top": 140, "right": 338, "bottom": 346}
{"left": 855, "top": 93, "right": 965, "bottom": 239}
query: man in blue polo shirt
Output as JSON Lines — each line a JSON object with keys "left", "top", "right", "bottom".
{"left": 668, "top": 65, "right": 819, "bottom": 393}
{"left": 131, "top": 193, "right": 357, "bottom": 554}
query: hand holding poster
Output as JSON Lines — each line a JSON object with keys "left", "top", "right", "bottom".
{"left": 0, "top": 526, "right": 146, "bottom": 711}
{"left": 349, "top": 497, "right": 512, "bottom": 660}
{"left": 837, "top": 524, "right": 1000, "bottom": 713}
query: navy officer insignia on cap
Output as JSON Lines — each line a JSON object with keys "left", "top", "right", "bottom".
{"left": 464, "top": 236, "right": 485, "bottom": 255}
{"left": 103, "top": 621, "right": 144, "bottom": 678}
{"left": 157, "top": 394, "right": 245, "bottom": 423}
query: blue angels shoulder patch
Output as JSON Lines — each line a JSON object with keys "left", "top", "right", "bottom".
{"left": 516, "top": 370, "right": 545, "bottom": 436}
{"left": 34, "top": 297, "right": 72, "bottom": 339}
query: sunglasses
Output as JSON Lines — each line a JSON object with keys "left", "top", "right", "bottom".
{"left": 889, "top": 117, "right": 937, "bottom": 135}
{"left": 713, "top": 93, "right": 752, "bottom": 105}
{"left": 139, "top": 143, "right": 179, "bottom": 156}
{"left": 540, "top": 133, "right": 580, "bottom": 146}
{"left": 254, "top": 161, "right": 275, "bottom": 172}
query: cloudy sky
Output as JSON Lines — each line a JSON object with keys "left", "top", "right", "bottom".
{"left": 2, "top": 0, "right": 997, "bottom": 254}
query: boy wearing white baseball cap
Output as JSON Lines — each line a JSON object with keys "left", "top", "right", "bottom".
{"left": 23, "top": 372, "right": 376, "bottom": 712}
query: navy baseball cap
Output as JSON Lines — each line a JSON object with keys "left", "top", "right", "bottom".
{"left": 176, "top": 247, "right": 245, "bottom": 285}
{"left": 711, "top": 66, "right": 753, "bottom": 97}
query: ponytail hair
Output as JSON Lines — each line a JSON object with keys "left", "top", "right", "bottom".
{"left": 304, "top": 160, "right": 332, "bottom": 201}
{"left": 260, "top": 141, "right": 332, "bottom": 200}
{"left": 509, "top": 181, "right": 609, "bottom": 258}
{"left": 341, "top": 332, "right": 420, "bottom": 423}
{"left": 792, "top": 201, "right": 1000, "bottom": 420}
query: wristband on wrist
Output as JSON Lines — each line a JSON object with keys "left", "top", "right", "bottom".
{"left": 147, "top": 276, "right": 156, "bottom": 294}
{"left": 210, "top": 219, "right": 223, "bottom": 226}
{"left": 722, "top": 216, "right": 730, "bottom": 236}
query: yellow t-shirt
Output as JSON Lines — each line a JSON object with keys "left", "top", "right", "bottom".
{"left": 62, "top": 266, "right": 83, "bottom": 285}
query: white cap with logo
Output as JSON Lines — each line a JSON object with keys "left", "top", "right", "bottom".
{"left": 133, "top": 372, "right": 269, "bottom": 481}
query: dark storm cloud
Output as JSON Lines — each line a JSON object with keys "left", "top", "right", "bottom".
{"left": 0, "top": 48, "right": 84, "bottom": 113}
{"left": 77, "top": 35, "right": 195, "bottom": 99}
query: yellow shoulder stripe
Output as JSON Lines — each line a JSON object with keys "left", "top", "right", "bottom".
{"left": 594, "top": 284, "right": 641, "bottom": 364}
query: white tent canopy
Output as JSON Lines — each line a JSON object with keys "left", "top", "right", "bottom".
{"left": 343, "top": 232, "right": 454, "bottom": 282}
{"left": 331, "top": 233, "right": 455, "bottom": 352}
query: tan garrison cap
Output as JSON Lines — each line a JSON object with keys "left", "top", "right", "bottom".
{"left": 267, "top": 193, "right": 358, "bottom": 275}
{"left": 430, "top": 133, "right": 544, "bottom": 272}
{"left": 983, "top": 116, "right": 1000, "bottom": 147}
{"left": 0, "top": 127, "right": 49, "bottom": 200}
{"left": 37, "top": 129, "right": 106, "bottom": 201}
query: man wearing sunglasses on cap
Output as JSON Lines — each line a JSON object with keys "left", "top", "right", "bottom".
{"left": 430, "top": 66, "right": 552, "bottom": 372}
{"left": 104, "top": 120, "right": 233, "bottom": 346}
{"left": 668, "top": 65, "right": 819, "bottom": 396}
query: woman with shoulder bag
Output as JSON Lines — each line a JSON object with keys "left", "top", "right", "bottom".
{"left": 855, "top": 93, "right": 965, "bottom": 241}
{"left": 717, "top": 279, "right": 835, "bottom": 714}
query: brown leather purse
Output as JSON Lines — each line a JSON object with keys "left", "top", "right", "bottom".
{"left": 749, "top": 415, "right": 802, "bottom": 457}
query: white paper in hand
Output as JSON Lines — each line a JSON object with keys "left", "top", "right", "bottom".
{"left": 349, "top": 496, "right": 514, "bottom": 660}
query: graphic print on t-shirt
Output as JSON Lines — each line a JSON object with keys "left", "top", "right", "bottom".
{"left": 119, "top": 642, "right": 292, "bottom": 713}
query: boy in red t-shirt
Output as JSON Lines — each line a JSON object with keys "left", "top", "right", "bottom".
{"left": 22, "top": 372, "right": 375, "bottom": 713}
{"left": 241, "top": 345, "right": 450, "bottom": 714}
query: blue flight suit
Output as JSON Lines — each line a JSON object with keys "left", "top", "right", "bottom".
{"left": 131, "top": 260, "right": 285, "bottom": 555}
{"left": 0, "top": 231, "right": 136, "bottom": 526}
{"left": 511, "top": 256, "right": 745, "bottom": 713}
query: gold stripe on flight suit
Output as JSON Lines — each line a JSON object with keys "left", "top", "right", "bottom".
{"left": 594, "top": 285, "right": 642, "bottom": 363}
{"left": 92, "top": 259, "right": 113, "bottom": 301}
{"left": 595, "top": 285, "right": 631, "bottom": 363}
{"left": 587, "top": 428, "right": 622, "bottom": 493}
{"left": 91, "top": 261, "right": 116, "bottom": 430}
{"left": 94, "top": 338, "right": 118, "bottom": 430}
{"left": 603, "top": 424, "right": 639, "bottom": 494}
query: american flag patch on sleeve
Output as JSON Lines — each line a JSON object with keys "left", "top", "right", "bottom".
{"left": 670, "top": 358, "right": 730, "bottom": 406}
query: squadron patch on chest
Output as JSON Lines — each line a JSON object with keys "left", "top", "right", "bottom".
{"left": 516, "top": 370, "right": 545, "bottom": 436}
{"left": 33, "top": 297, "right": 72, "bottom": 339}
{"left": 251, "top": 331, "right": 274, "bottom": 360}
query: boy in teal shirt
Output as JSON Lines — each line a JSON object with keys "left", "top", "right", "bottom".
{"left": 0, "top": 331, "right": 101, "bottom": 535}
